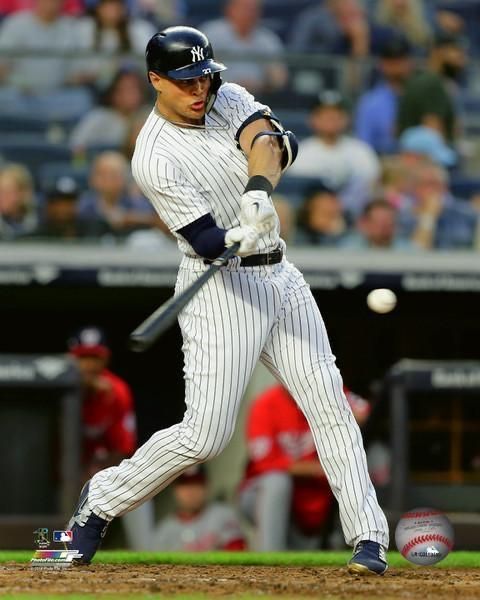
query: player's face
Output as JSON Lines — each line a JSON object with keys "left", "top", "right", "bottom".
{"left": 149, "top": 72, "right": 212, "bottom": 125}
{"left": 76, "top": 356, "right": 107, "bottom": 388}
{"left": 173, "top": 482, "right": 207, "bottom": 514}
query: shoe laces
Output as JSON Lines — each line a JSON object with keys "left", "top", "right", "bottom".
{"left": 354, "top": 541, "right": 386, "bottom": 562}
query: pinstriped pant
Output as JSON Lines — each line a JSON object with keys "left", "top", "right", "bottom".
{"left": 88, "top": 257, "right": 389, "bottom": 548}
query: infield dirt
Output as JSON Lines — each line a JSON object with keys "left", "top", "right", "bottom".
{"left": 1, "top": 564, "right": 480, "bottom": 599}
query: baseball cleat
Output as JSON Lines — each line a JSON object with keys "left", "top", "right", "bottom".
{"left": 348, "top": 541, "right": 388, "bottom": 575}
{"left": 65, "top": 480, "right": 109, "bottom": 565}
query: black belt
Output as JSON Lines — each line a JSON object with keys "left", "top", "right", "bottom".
{"left": 200, "top": 246, "right": 283, "bottom": 266}
{"left": 240, "top": 246, "right": 283, "bottom": 266}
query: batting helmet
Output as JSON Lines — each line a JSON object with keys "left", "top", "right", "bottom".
{"left": 146, "top": 26, "right": 226, "bottom": 112}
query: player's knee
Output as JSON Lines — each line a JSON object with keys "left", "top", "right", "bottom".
{"left": 175, "top": 433, "right": 230, "bottom": 461}
{"left": 190, "top": 437, "right": 228, "bottom": 461}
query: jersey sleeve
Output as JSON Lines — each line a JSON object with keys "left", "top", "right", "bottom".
{"left": 216, "top": 83, "right": 270, "bottom": 139}
{"left": 133, "top": 156, "right": 212, "bottom": 232}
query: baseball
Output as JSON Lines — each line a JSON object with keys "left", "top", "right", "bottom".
{"left": 366, "top": 288, "right": 397, "bottom": 314}
{"left": 395, "top": 507, "right": 454, "bottom": 566}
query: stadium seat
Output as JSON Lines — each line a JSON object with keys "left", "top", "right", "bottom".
{"left": 0, "top": 114, "right": 50, "bottom": 136}
{"left": 275, "top": 175, "right": 330, "bottom": 206}
{"left": 0, "top": 141, "right": 72, "bottom": 183}
{"left": 275, "top": 109, "right": 311, "bottom": 140}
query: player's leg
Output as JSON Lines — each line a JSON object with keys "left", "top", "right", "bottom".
{"left": 261, "top": 262, "right": 389, "bottom": 573}
{"left": 67, "top": 266, "right": 273, "bottom": 562}
{"left": 239, "top": 472, "right": 293, "bottom": 551}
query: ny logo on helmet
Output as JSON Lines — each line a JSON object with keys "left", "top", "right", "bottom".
{"left": 191, "top": 46, "right": 205, "bottom": 62}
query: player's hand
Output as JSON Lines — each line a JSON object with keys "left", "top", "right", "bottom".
{"left": 225, "top": 225, "right": 259, "bottom": 256}
{"left": 239, "top": 190, "right": 277, "bottom": 235}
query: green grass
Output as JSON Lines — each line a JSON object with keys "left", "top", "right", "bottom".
{"left": 1, "top": 550, "right": 479, "bottom": 568}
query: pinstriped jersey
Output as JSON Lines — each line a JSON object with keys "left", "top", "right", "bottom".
{"left": 131, "top": 82, "right": 280, "bottom": 256}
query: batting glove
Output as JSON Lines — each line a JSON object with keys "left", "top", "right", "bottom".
{"left": 225, "top": 225, "right": 259, "bottom": 257}
{"left": 239, "top": 190, "right": 277, "bottom": 235}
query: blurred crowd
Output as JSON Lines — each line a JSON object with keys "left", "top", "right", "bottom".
{"left": 1, "top": 0, "right": 480, "bottom": 250}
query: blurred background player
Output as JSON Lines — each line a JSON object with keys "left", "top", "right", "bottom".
{"left": 67, "top": 325, "right": 136, "bottom": 480}
{"left": 68, "top": 325, "right": 151, "bottom": 549}
{"left": 148, "top": 465, "right": 247, "bottom": 551}
{"left": 239, "top": 383, "right": 371, "bottom": 551}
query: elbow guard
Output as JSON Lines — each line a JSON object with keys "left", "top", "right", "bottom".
{"left": 251, "top": 122, "right": 298, "bottom": 172}
{"left": 236, "top": 109, "right": 298, "bottom": 172}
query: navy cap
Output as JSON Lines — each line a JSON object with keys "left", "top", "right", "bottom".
{"left": 380, "top": 34, "right": 411, "bottom": 59}
{"left": 311, "top": 89, "right": 350, "bottom": 112}
{"left": 68, "top": 326, "right": 110, "bottom": 358}
{"left": 46, "top": 176, "right": 79, "bottom": 201}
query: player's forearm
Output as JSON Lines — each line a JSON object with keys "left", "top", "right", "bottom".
{"left": 247, "top": 135, "right": 282, "bottom": 190}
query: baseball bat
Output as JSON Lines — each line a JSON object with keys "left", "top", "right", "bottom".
{"left": 129, "top": 243, "right": 240, "bottom": 352}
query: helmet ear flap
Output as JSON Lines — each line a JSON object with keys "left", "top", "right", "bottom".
{"left": 206, "top": 72, "right": 222, "bottom": 113}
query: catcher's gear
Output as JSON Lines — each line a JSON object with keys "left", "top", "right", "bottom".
{"left": 146, "top": 26, "right": 226, "bottom": 113}
{"left": 225, "top": 225, "right": 259, "bottom": 257}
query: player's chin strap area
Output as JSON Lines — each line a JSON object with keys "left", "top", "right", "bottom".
{"left": 235, "top": 109, "right": 299, "bottom": 172}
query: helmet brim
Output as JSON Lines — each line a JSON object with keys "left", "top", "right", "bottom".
{"left": 166, "top": 59, "right": 227, "bottom": 80}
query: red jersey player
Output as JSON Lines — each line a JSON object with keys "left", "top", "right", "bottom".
{"left": 239, "top": 384, "right": 371, "bottom": 550}
{"left": 68, "top": 326, "right": 136, "bottom": 481}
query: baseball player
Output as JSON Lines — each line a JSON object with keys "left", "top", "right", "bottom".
{"left": 67, "top": 326, "right": 137, "bottom": 480}
{"left": 149, "top": 465, "right": 246, "bottom": 551}
{"left": 67, "top": 26, "right": 389, "bottom": 575}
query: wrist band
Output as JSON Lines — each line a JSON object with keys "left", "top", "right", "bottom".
{"left": 244, "top": 175, "right": 273, "bottom": 196}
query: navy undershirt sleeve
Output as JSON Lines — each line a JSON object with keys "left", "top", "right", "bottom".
{"left": 177, "top": 213, "right": 227, "bottom": 259}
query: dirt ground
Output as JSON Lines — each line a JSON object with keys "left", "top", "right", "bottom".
{"left": 1, "top": 564, "right": 479, "bottom": 599}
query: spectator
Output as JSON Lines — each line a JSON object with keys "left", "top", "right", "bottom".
{"left": 355, "top": 34, "right": 413, "bottom": 154}
{"left": 295, "top": 185, "right": 347, "bottom": 247}
{"left": 68, "top": 325, "right": 151, "bottom": 551}
{"left": 397, "top": 31, "right": 468, "bottom": 144}
{"left": 340, "top": 198, "right": 415, "bottom": 250}
{"left": 31, "top": 175, "right": 106, "bottom": 240}
{"left": 289, "top": 90, "right": 381, "bottom": 219}
{"left": 70, "top": 67, "right": 148, "bottom": 153}
{"left": 398, "top": 125, "right": 457, "bottom": 168}
{"left": 374, "top": 0, "right": 432, "bottom": 52}
{"left": 380, "top": 155, "right": 415, "bottom": 211}
{"left": 239, "top": 384, "right": 371, "bottom": 551}
{"left": 77, "top": 151, "right": 159, "bottom": 238}
{"left": 289, "top": 0, "right": 391, "bottom": 58}
{"left": 75, "top": 0, "right": 155, "bottom": 84}
{"left": 201, "top": 0, "right": 287, "bottom": 93}
{"left": 0, "top": 163, "right": 37, "bottom": 240}
{"left": 0, "top": 0, "right": 83, "bottom": 93}
{"left": 400, "top": 161, "right": 478, "bottom": 249}
{"left": 149, "top": 465, "right": 247, "bottom": 551}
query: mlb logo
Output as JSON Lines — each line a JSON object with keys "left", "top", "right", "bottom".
{"left": 53, "top": 530, "right": 73, "bottom": 543}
